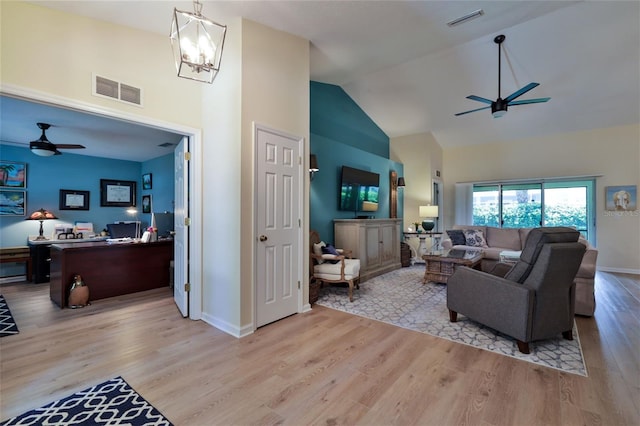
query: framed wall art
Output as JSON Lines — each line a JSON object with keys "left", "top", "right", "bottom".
{"left": 100, "top": 179, "right": 136, "bottom": 207}
{"left": 0, "top": 190, "right": 26, "bottom": 216}
{"left": 142, "top": 194, "right": 152, "bottom": 214}
{"left": 59, "top": 189, "right": 90, "bottom": 210}
{"left": 605, "top": 185, "right": 637, "bottom": 211}
{"left": 142, "top": 173, "right": 152, "bottom": 190}
{"left": 0, "top": 161, "right": 26, "bottom": 188}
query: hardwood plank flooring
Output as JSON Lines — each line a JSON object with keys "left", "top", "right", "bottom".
{"left": 0, "top": 271, "right": 638, "bottom": 425}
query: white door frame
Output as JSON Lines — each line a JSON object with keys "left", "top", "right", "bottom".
{"left": 1, "top": 84, "right": 203, "bottom": 320}
{"left": 253, "top": 122, "right": 304, "bottom": 329}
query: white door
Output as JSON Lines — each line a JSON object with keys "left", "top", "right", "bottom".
{"left": 173, "top": 137, "right": 189, "bottom": 317}
{"left": 255, "top": 125, "right": 302, "bottom": 327}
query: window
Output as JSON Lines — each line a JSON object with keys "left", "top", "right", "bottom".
{"left": 472, "top": 179, "right": 595, "bottom": 243}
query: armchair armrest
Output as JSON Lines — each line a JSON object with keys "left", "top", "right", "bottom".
{"left": 447, "top": 267, "right": 534, "bottom": 342}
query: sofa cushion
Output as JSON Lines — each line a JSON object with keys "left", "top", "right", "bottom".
{"left": 486, "top": 227, "right": 522, "bottom": 251}
{"left": 518, "top": 228, "right": 534, "bottom": 249}
{"left": 446, "top": 229, "right": 466, "bottom": 246}
{"left": 464, "top": 229, "right": 488, "bottom": 247}
{"left": 313, "top": 241, "right": 326, "bottom": 264}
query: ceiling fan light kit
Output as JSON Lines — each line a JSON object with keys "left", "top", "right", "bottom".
{"left": 29, "top": 122, "right": 86, "bottom": 157}
{"left": 455, "top": 34, "right": 550, "bottom": 118}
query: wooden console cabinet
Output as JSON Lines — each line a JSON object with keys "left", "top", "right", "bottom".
{"left": 49, "top": 240, "right": 173, "bottom": 308}
{"left": 334, "top": 219, "right": 402, "bottom": 282}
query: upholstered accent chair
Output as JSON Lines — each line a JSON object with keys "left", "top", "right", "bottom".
{"left": 310, "top": 230, "right": 360, "bottom": 302}
{"left": 447, "top": 227, "right": 586, "bottom": 354}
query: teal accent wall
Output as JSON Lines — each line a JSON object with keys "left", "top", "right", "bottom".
{"left": 141, "top": 154, "right": 174, "bottom": 214}
{"left": 0, "top": 145, "right": 173, "bottom": 276}
{"left": 311, "top": 81, "right": 389, "bottom": 158}
{"left": 310, "top": 82, "right": 403, "bottom": 242}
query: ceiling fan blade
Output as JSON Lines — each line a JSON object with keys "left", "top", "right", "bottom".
{"left": 466, "top": 95, "right": 493, "bottom": 105}
{"left": 455, "top": 106, "right": 491, "bottom": 116}
{"left": 508, "top": 97, "right": 551, "bottom": 106}
{"left": 55, "top": 144, "right": 86, "bottom": 149}
{"left": 505, "top": 82, "right": 540, "bottom": 102}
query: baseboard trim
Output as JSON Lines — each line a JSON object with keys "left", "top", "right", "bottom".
{"left": 0, "top": 275, "right": 27, "bottom": 284}
{"left": 598, "top": 266, "right": 640, "bottom": 275}
{"left": 200, "top": 313, "right": 254, "bottom": 338}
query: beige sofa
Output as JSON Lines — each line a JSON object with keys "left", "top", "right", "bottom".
{"left": 441, "top": 225, "right": 598, "bottom": 316}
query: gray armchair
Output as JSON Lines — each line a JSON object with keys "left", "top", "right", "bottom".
{"left": 447, "top": 227, "right": 586, "bottom": 354}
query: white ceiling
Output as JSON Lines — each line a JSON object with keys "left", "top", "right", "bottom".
{"left": 1, "top": 1, "right": 638, "bottom": 160}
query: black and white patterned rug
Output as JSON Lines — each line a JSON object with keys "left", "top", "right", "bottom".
{"left": 2, "top": 376, "right": 172, "bottom": 425}
{"left": 317, "top": 266, "right": 587, "bottom": 376}
{"left": 0, "top": 295, "right": 19, "bottom": 337}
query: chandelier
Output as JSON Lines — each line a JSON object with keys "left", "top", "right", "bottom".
{"left": 170, "top": 1, "right": 227, "bottom": 83}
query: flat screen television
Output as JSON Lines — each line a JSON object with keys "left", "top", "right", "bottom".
{"left": 153, "top": 212, "right": 175, "bottom": 239}
{"left": 339, "top": 166, "right": 380, "bottom": 213}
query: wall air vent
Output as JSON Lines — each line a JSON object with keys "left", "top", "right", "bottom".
{"left": 92, "top": 74, "right": 143, "bottom": 107}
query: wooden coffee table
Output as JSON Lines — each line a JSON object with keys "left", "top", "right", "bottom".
{"left": 422, "top": 249, "right": 483, "bottom": 284}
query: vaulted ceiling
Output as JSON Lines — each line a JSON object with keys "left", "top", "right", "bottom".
{"left": 1, "top": 1, "right": 638, "bottom": 160}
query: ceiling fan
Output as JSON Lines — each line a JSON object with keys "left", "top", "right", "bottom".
{"left": 29, "top": 122, "right": 86, "bottom": 157}
{"left": 455, "top": 34, "right": 550, "bottom": 118}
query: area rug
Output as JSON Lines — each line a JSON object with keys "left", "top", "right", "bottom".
{"left": 317, "top": 266, "right": 587, "bottom": 376}
{"left": 1, "top": 376, "right": 173, "bottom": 425}
{"left": 0, "top": 295, "right": 19, "bottom": 337}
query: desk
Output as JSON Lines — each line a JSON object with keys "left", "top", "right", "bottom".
{"left": 0, "top": 247, "right": 32, "bottom": 281}
{"left": 28, "top": 237, "right": 108, "bottom": 283}
{"left": 49, "top": 240, "right": 173, "bottom": 308}
{"left": 403, "top": 232, "right": 443, "bottom": 264}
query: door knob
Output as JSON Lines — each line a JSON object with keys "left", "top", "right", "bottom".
{"left": 259, "top": 235, "right": 268, "bottom": 242}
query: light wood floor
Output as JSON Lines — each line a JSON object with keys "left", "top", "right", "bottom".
{"left": 1, "top": 271, "right": 638, "bottom": 425}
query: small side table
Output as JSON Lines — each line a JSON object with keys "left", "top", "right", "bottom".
{"left": 403, "top": 232, "right": 443, "bottom": 264}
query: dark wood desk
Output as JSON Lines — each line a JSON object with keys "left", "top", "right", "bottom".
{"left": 49, "top": 240, "right": 173, "bottom": 308}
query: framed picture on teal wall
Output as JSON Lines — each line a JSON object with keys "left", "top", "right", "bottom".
{"left": 0, "top": 190, "right": 25, "bottom": 216}
{"left": 59, "top": 189, "right": 90, "bottom": 210}
{"left": 142, "top": 173, "right": 152, "bottom": 190}
{"left": 100, "top": 179, "right": 136, "bottom": 207}
{"left": 0, "top": 161, "right": 26, "bottom": 188}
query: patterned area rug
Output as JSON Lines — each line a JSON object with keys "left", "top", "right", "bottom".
{"left": 2, "top": 376, "right": 172, "bottom": 425}
{"left": 0, "top": 295, "right": 19, "bottom": 337}
{"left": 317, "top": 266, "right": 587, "bottom": 376}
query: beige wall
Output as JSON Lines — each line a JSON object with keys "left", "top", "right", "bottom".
{"left": 0, "top": 1, "right": 201, "bottom": 128}
{"left": 390, "top": 133, "right": 443, "bottom": 254}
{"left": 442, "top": 124, "right": 640, "bottom": 273}
{"left": 200, "top": 18, "right": 310, "bottom": 333}
{"left": 239, "top": 19, "right": 310, "bottom": 328}
{"left": 390, "top": 132, "right": 443, "bottom": 229}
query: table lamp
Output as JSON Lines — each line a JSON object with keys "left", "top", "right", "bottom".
{"left": 419, "top": 205, "right": 438, "bottom": 232}
{"left": 27, "top": 208, "right": 58, "bottom": 240}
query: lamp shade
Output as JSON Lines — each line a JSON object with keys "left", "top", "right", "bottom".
{"left": 419, "top": 205, "right": 439, "bottom": 218}
{"left": 397, "top": 177, "right": 405, "bottom": 187}
{"left": 27, "top": 208, "right": 57, "bottom": 221}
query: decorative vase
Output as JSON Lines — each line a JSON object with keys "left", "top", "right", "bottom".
{"left": 421, "top": 220, "right": 435, "bottom": 232}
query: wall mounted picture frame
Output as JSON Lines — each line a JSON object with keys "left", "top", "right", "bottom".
{"left": 0, "top": 190, "right": 26, "bottom": 216}
{"left": 0, "top": 160, "right": 26, "bottom": 188}
{"left": 142, "top": 194, "right": 152, "bottom": 214}
{"left": 605, "top": 185, "right": 637, "bottom": 211}
{"left": 142, "top": 173, "right": 152, "bottom": 190}
{"left": 100, "top": 179, "right": 136, "bottom": 207}
{"left": 59, "top": 189, "right": 90, "bottom": 210}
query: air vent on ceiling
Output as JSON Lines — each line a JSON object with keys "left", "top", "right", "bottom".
{"left": 158, "top": 142, "right": 177, "bottom": 148}
{"left": 93, "top": 74, "right": 143, "bottom": 107}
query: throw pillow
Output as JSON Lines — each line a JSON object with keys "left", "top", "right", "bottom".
{"left": 464, "top": 229, "right": 488, "bottom": 247}
{"left": 321, "top": 245, "right": 341, "bottom": 263}
{"left": 313, "top": 241, "right": 326, "bottom": 264}
{"left": 446, "top": 229, "right": 466, "bottom": 246}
